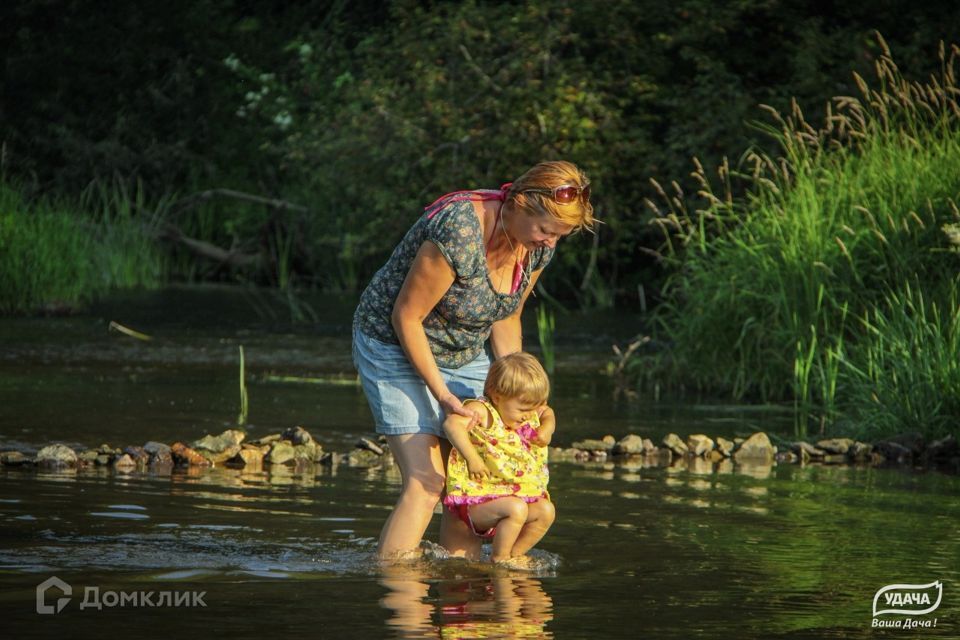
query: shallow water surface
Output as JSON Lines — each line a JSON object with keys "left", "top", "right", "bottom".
{"left": 1, "top": 287, "right": 957, "bottom": 638}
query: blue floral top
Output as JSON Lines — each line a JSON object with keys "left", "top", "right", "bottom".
{"left": 353, "top": 199, "right": 554, "bottom": 368}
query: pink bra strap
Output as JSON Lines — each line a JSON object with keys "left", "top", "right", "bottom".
{"left": 424, "top": 182, "right": 513, "bottom": 219}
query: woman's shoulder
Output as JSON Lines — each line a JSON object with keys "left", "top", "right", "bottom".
{"left": 422, "top": 200, "right": 485, "bottom": 276}
{"left": 424, "top": 199, "right": 483, "bottom": 232}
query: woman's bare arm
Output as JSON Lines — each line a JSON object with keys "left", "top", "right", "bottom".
{"left": 392, "top": 241, "right": 474, "bottom": 419}
{"left": 489, "top": 267, "right": 544, "bottom": 359}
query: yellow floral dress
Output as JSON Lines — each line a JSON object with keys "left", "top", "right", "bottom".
{"left": 444, "top": 398, "right": 549, "bottom": 508}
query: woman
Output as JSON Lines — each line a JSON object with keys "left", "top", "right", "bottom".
{"left": 352, "top": 160, "right": 594, "bottom": 560}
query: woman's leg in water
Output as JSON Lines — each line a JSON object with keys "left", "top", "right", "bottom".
{"left": 378, "top": 434, "right": 446, "bottom": 559}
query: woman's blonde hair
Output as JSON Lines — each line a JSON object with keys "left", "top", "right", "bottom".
{"left": 484, "top": 352, "right": 550, "bottom": 405}
{"left": 506, "top": 160, "right": 595, "bottom": 232}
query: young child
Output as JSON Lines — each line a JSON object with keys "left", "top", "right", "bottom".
{"left": 442, "top": 352, "right": 557, "bottom": 564}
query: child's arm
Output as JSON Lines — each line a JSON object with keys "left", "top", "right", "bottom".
{"left": 530, "top": 405, "right": 556, "bottom": 446}
{"left": 442, "top": 401, "right": 493, "bottom": 481}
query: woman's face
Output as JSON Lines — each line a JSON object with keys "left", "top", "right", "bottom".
{"left": 509, "top": 210, "right": 575, "bottom": 251}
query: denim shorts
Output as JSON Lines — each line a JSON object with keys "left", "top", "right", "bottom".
{"left": 352, "top": 326, "right": 491, "bottom": 437}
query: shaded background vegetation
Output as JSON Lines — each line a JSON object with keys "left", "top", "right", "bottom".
{"left": 4, "top": 0, "right": 960, "bottom": 438}
{"left": 4, "top": 0, "right": 959, "bottom": 304}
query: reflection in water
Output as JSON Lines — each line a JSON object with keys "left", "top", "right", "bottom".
{"left": 380, "top": 563, "right": 554, "bottom": 639}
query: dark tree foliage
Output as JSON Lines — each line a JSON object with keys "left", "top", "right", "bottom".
{"left": 2, "top": 0, "right": 958, "bottom": 304}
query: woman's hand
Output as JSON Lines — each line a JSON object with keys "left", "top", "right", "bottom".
{"left": 439, "top": 393, "right": 481, "bottom": 427}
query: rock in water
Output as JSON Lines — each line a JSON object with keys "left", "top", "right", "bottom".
{"left": 873, "top": 440, "right": 912, "bottom": 462}
{"left": 687, "top": 434, "right": 715, "bottom": 457}
{"left": 294, "top": 442, "right": 323, "bottom": 462}
{"left": 282, "top": 426, "right": 314, "bottom": 446}
{"left": 191, "top": 429, "right": 246, "bottom": 454}
{"left": 793, "top": 441, "right": 826, "bottom": 459}
{"left": 124, "top": 446, "right": 150, "bottom": 465}
{"left": 0, "top": 451, "right": 32, "bottom": 466}
{"left": 36, "top": 444, "right": 78, "bottom": 467}
{"left": 143, "top": 441, "right": 173, "bottom": 465}
{"left": 348, "top": 449, "right": 382, "bottom": 468}
{"left": 237, "top": 448, "right": 264, "bottom": 467}
{"left": 171, "top": 442, "right": 212, "bottom": 467}
{"left": 613, "top": 434, "right": 645, "bottom": 455}
{"left": 715, "top": 437, "right": 735, "bottom": 457}
{"left": 848, "top": 442, "right": 873, "bottom": 462}
{"left": 572, "top": 439, "right": 613, "bottom": 454}
{"left": 356, "top": 437, "right": 384, "bottom": 456}
{"left": 266, "top": 441, "right": 296, "bottom": 465}
{"left": 199, "top": 445, "right": 242, "bottom": 465}
{"left": 733, "top": 432, "right": 775, "bottom": 463}
{"left": 662, "top": 433, "right": 689, "bottom": 457}
{"left": 113, "top": 453, "right": 136, "bottom": 471}
{"left": 816, "top": 438, "right": 854, "bottom": 455}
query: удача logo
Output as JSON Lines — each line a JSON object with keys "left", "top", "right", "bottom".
{"left": 873, "top": 581, "right": 943, "bottom": 617}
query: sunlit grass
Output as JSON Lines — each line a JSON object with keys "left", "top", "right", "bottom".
{"left": 644, "top": 36, "right": 960, "bottom": 439}
{"left": 0, "top": 179, "right": 166, "bottom": 314}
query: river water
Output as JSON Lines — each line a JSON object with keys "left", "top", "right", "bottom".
{"left": 1, "top": 286, "right": 957, "bottom": 638}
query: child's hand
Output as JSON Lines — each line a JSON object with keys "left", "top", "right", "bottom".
{"left": 531, "top": 427, "right": 554, "bottom": 447}
{"left": 467, "top": 457, "right": 490, "bottom": 481}
{"left": 532, "top": 405, "right": 556, "bottom": 447}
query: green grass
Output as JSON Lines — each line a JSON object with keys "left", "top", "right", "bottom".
{"left": 642, "top": 37, "right": 960, "bottom": 440}
{"left": 842, "top": 278, "right": 960, "bottom": 442}
{"left": 536, "top": 304, "right": 556, "bottom": 375}
{"left": 0, "top": 179, "right": 166, "bottom": 314}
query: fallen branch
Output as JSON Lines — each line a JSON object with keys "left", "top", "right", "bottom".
{"left": 170, "top": 188, "right": 309, "bottom": 219}
{"left": 157, "top": 223, "right": 261, "bottom": 268}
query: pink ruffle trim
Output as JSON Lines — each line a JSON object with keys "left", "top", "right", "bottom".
{"left": 443, "top": 494, "right": 543, "bottom": 507}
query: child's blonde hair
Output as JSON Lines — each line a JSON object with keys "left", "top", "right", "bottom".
{"left": 484, "top": 352, "right": 550, "bottom": 405}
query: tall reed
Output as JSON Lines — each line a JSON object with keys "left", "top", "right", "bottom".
{"left": 646, "top": 35, "right": 960, "bottom": 439}
{"left": 536, "top": 304, "right": 557, "bottom": 375}
{"left": 843, "top": 278, "right": 960, "bottom": 441}
{"left": 237, "top": 345, "right": 249, "bottom": 426}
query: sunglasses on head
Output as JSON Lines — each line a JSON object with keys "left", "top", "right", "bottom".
{"left": 523, "top": 183, "right": 591, "bottom": 205}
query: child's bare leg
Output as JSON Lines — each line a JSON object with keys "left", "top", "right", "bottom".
{"left": 510, "top": 499, "right": 556, "bottom": 557}
{"left": 468, "top": 497, "right": 529, "bottom": 563}
{"left": 438, "top": 438, "right": 482, "bottom": 560}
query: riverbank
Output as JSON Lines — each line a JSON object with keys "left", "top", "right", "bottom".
{"left": 4, "top": 425, "right": 957, "bottom": 478}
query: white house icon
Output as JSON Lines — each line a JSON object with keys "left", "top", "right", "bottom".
{"left": 36, "top": 576, "right": 72, "bottom": 615}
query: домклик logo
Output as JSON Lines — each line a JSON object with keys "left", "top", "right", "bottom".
{"left": 36, "top": 576, "right": 72, "bottom": 615}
